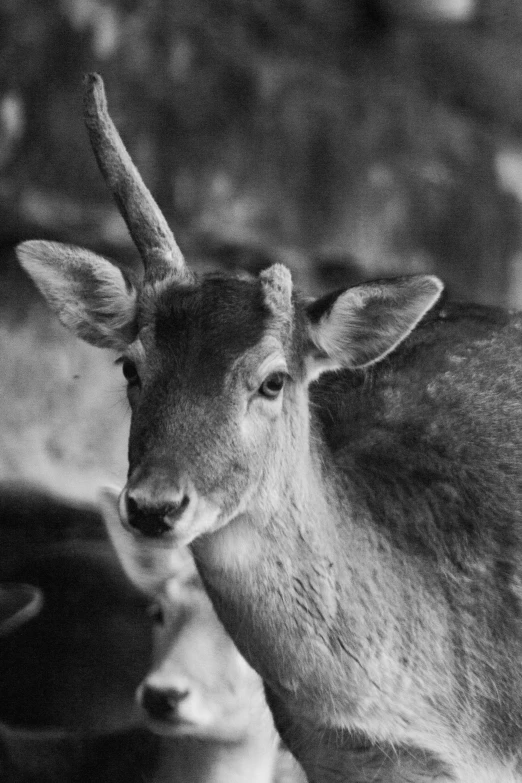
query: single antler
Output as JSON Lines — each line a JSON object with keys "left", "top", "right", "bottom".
{"left": 83, "top": 73, "right": 190, "bottom": 283}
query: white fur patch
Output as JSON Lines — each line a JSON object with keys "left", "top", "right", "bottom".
{"left": 193, "top": 513, "right": 264, "bottom": 580}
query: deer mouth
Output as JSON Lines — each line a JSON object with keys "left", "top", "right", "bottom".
{"left": 144, "top": 713, "right": 200, "bottom": 736}
{"left": 144, "top": 713, "right": 242, "bottom": 740}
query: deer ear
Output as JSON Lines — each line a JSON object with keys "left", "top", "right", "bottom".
{"left": 99, "top": 486, "right": 193, "bottom": 596}
{"left": 305, "top": 275, "right": 443, "bottom": 381}
{"left": 16, "top": 240, "right": 137, "bottom": 350}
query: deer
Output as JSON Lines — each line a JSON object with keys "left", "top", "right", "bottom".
{"left": 16, "top": 73, "right": 522, "bottom": 782}
{"left": 100, "top": 486, "right": 305, "bottom": 783}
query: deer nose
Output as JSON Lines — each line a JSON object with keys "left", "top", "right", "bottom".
{"left": 141, "top": 684, "right": 190, "bottom": 720}
{"left": 123, "top": 489, "right": 191, "bottom": 539}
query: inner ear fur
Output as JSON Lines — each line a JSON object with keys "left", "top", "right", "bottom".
{"left": 306, "top": 275, "right": 443, "bottom": 379}
{"left": 16, "top": 240, "right": 137, "bottom": 350}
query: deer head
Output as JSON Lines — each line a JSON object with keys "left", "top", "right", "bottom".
{"left": 17, "top": 74, "right": 443, "bottom": 552}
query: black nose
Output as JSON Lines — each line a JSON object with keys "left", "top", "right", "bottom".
{"left": 125, "top": 494, "right": 190, "bottom": 538}
{"left": 141, "top": 684, "right": 190, "bottom": 720}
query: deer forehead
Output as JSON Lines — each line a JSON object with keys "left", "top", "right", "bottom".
{"left": 132, "top": 274, "right": 301, "bottom": 388}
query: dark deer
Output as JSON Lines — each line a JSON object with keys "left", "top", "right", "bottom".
{"left": 17, "top": 74, "right": 522, "bottom": 782}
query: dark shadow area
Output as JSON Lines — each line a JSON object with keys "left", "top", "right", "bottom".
{"left": 0, "top": 485, "right": 151, "bottom": 732}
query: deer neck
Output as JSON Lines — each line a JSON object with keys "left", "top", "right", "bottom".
{"left": 191, "top": 418, "right": 355, "bottom": 705}
{"left": 191, "top": 413, "right": 432, "bottom": 735}
{"left": 193, "top": 416, "right": 340, "bottom": 602}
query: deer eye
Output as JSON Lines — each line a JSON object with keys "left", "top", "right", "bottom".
{"left": 259, "top": 372, "right": 286, "bottom": 399}
{"left": 122, "top": 358, "right": 139, "bottom": 387}
{"left": 147, "top": 603, "right": 164, "bottom": 625}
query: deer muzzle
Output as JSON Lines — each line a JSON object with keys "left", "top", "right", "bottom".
{"left": 120, "top": 483, "right": 192, "bottom": 539}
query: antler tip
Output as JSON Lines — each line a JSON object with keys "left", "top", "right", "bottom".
{"left": 83, "top": 71, "right": 103, "bottom": 88}
{"left": 83, "top": 73, "right": 107, "bottom": 115}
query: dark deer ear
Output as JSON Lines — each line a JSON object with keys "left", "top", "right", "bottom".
{"left": 17, "top": 240, "right": 137, "bottom": 350}
{"left": 305, "top": 275, "right": 443, "bottom": 381}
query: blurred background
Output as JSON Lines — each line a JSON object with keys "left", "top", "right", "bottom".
{"left": 3, "top": 0, "right": 522, "bottom": 300}
{"left": 1, "top": 0, "right": 522, "bottom": 765}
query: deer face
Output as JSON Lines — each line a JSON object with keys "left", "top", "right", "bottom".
{"left": 139, "top": 576, "right": 268, "bottom": 740}
{"left": 119, "top": 271, "right": 308, "bottom": 546}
